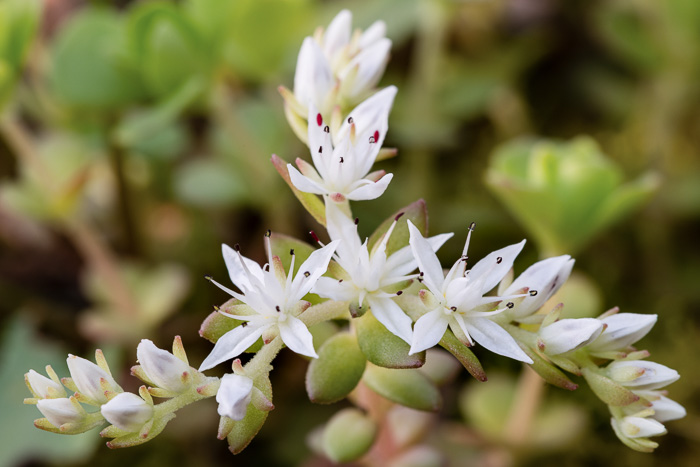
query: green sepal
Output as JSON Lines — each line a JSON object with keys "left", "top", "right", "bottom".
{"left": 199, "top": 300, "right": 262, "bottom": 353}
{"left": 356, "top": 312, "right": 425, "bottom": 369}
{"left": 521, "top": 346, "right": 578, "bottom": 391}
{"left": 226, "top": 373, "right": 273, "bottom": 454}
{"left": 322, "top": 408, "right": 377, "bottom": 463}
{"left": 367, "top": 199, "right": 428, "bottom": 256}
{"left": 581, "top": 367, "right": 640, "bottom": 406}
{"left": 438, "top": 329, "right": 487, "bottom": 382}
{"left": 362, "top": 365, "right": 442, "bottom": 412}
{"left": 104, "top": 413, "right": 174, "bottom": 449}
{"left": 271, "top": 154, "right": 325, "bottom": 226}
{"left": 306, "top": 332, "right": 366, "bottom": 404}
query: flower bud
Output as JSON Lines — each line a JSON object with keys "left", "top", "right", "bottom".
{"left": 101, "top": 392, "right": 153, "bottom": 432}
{"left": 607, "top": 360, "right": 680, "bottom": 390}
{"left": 36, "top": 398, "right": 84, "bottom": 428}
{"left": 136, "top": 339, "right": 191, "bottom": 393}
{"left": 26, "top": 369, "right": 65, "bottom": 399}
{"left": 66, "top": 355, "right": 121, "bottom": 404}
{"left": 588, "top": 313, "right": 657, "bottom": 354}
{"left": 216, "top": 374, "right": 253, "bottom": 421}
{"left": 538, "top": 318, "right": 604, "bottom": 355}
{"left": 613, "top": 415, "right": 667, "bottom": 439}
{"left": 642, "top": 393, "right": 687, "bottom": 423}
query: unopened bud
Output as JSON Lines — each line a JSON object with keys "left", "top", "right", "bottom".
{"left": 101, "top": 392, "right": 154, "bottom": 432}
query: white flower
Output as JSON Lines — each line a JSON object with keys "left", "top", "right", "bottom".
{"left": 500, "top": 255, "right": 574, "bottom": 320}
{"left": 199, "top": 238, "right": 340, "bottom": 371}
{"left": 288, "top": 10, "right": 391, "bottom": 116}
{"left": 216, "top": 374, "right": 254, "bottom": 421}
{"left": 136, "top": 339, "right": 192, "bottom": 393}
{"left": 36, "top": 398, "right": 85, "bottom": 428}
{"left": 101, "top": 392, "right": 153, "bottom": 432}
{"left": 607, "top": 360, "right": 680, "bottom": 390}
{"left": 628, "top": 390, "right": 686, "bottom": 423}
{"left": 287, "top": 87, "right": 397, "bottom": 202}
{"left": 588, "top": 312, "right": 657, "bottom": 357}
{"left": 538, "top": 318, "right": 604, "bottom": 355}
{"left": 66, "top": 355, "right": 122, "bottom": 404}
{"left": 612, "top": 415, "right": 667, "bottom": 439}
{"left": 407, "top": 221, "right": 533, "bottom": 363}
{"left": 313, "top": 202, "right": 452, "bottom": 343}
{"left": 25, "top": 369, "right": 65, "bottom": 399}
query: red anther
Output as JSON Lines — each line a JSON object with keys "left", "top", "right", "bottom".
{"left": 394, "top": 212, "right": 405, "bottom": 222}
{"left": 373, "top": 130, "right": 379, "bottom": 142}
{"left": 316, "top": 113, "right": 323, "bottom": 126}
{"left": 309, "top": 231, "right": 320, "bottom": 243}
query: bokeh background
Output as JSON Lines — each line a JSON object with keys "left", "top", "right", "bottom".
{"left": 1, "top": 0, "right": 698, "bottom": 466}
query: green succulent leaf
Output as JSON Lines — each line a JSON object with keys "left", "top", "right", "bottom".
{"left": 362, "top": 364, "right": 442, "bottom": 412}
{"left": 306, "top": 332, "right": 366, "bottom": 404}
{"left": 322, "top": 408, "right": 377, "bottom": 463}
{"left": 367, "top": 199, "right": 428, "bottom": 256}
{"left": 356, "top": 312, "right": 425, "bottom": 369}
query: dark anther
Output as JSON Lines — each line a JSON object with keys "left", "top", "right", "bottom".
{"left": 241, "top": 322, "right": 248, "bottom": 327}
{"left": 234, "top": 244, "right": 241, "bottom": 252}
{"left": 461, "top": 255, "right": 468, "bottom": 262}
{"left": 506, "top": 302, "right": 514, "bottom": 309}
{"left": 309, "top": 231, "right": 320, "bottom": 243}
{"left": 264, "top": 264, "right": 270, "bottom": 272}
{"left": 204, "top": 274, "right": 213, "bottom": 281}
{"left": 338, "top": 279, "right": 344, "bottom": 283}
{"left": 275, "top": 306, "right": 281, "bottom": 312}
{"left": 469, "top": 222, "right": 476, "bottom": 231}
{"left": 318, "top": 146, "right": 323, "bottom": 153}
{"left": 369, "top": 136, "right": 375, "bottom": 143}
{"left": 419, "top": 272, "right": 424, "bottom": 276}
{"left": 347, "top": 117, "right": 354, "bottom": 124}
{"left": 450, "top": 306, "right": 457, "bottom": 311}
{"left": 290, "top": 249, "right": 295, "bottom": 256}
{"left": 394, "top": 212, "right": 405, "bottom": 222}
{"left": 304, "top": 271, "right": 310, "bottom": 277}
{"left": 323, "top": 125, "right": 330, "bottom": 133}
{"left": 339, "top": 157, "right": 344, "bottom": 163}
{"left": 396, "top": 290, "right": 403, "bottom": 296}
{"left": 354, "top": 217, "right": 359, "bottom": 225}
{"left": 265, "top": 229, "right": 271, "bottom": 237}
{"left": 529, "top": 290, "right": 538, "bottom": 296}
{"left": 496, "top": 257, "right": 502, "bottom": 264}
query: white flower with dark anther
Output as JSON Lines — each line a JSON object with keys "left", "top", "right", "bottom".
{"left": 66, "top": 355, "right": 122, "bottom": 405}
{"left": 407, "top": 221, "right": 533, "bottom": 362}
{"left": 287, "top": 87, "right": 397, "bottom": 202}
{"left": 284, "top": 9, "right": 391, "bottom": 118}
{"left": 199, "top": 237, "right": 340, "bottom": 371}
{"left": 36, "top": 398, "right": 85, "bottom": 428}
{"left": 101, "top": 392, "right": 153, "bottom": 432}
{"left": 537, "top": 318, "right": 604, "bottom": 355}
{"left": 136, "top": 339, "right": 191, "bottom": 393}
{"left": 607, "top": 360, "right": 680, "bottom": 390}
{"left": 588, "top": 312, "right": 658, "bottom": 358}
{"left": 313, "top": 202, "right": 452, "bottom": 344}
{"left": 500, "top": 255, "right": 575, "bottom": 321}
{"left": 25, "top": 369, "right": 65, "bottom": 399}
{"left": 216, "top": 374, "right": 254, "bottom": 421}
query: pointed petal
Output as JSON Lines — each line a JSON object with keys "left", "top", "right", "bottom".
{"left": 591, "top": 313, "right": 657, "bottom": 353}
{"left": 287, "top": 164, "right": 327, "bottom": 194}
{"left": 384, "top": 233, "right": 454, "bottom": 278}
{"left": 326, "top": 201, "right": 362, "bottom": 260}
{"left": 359, "top": 20, "right": 386, "bottom": 48}
{"left": 367, "top": 296, "right": 414, "bottom": 344}
{"left": 323, "top": 10, "right": 352, "bottom": 58}
{"left": 199, "top": 325, "right": 266, "bottom": 371}
{"left": 468, "top": 318, "right": 533, "bottom": 363}
{"left": 339, "top": 38, "right": 391, "bottom": 99}
{"left": 408, "top": 220, "right": 445, "bottom": 298}
{"left": 650, "top": 395, "right": 687, "bottom": 422}
{"left": 506, "top": 255, "right": 574, "bottom": 319}
{"left": 347, "top": 173, "right": 393, "bottom": 200}
{"left": 293, "top": 37, "right": 333, "bottom": 110}
{"left": 307, "top": 104, "right": 333, "bottom": 178}
{"left": 539, "top": 318, "right": 604, "bottom": 355}
{"left": 335, "top": 86, "right": 397, "bottom": 145}
{"left": 289, "top": 240, "right": 340, "bottom": 303}
{"left": 312, "top": 276, "right": 357, "bottom": 301}
{"left": 469, "top": 240, "right": 526, "bottom": 294}
{"left": 409, "top": 309, "right": 449, "bottom": 355}
{"left": 222, "top": 244, "right": 265, "bottom": 294}
{"left": 278, "top": 316, "right": 318, "bottom": 358}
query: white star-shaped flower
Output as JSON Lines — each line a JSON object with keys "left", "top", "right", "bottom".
{"left": 287, "top": 87, "right": 397, "bottom": 202}
{"left": 312, "top": 202, "right": 452, "bottom": 343}
{"left": 199, "top": 236, "right": 339, "bottom": 371}
{"left": 407, "top": 221, "right": 533, "bottom": 363}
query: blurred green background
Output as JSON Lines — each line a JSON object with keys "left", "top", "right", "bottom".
{"left": 1, "top": 0, "right": 698, "bottom": 466}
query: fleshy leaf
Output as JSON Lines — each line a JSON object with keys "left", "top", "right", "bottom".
{"left": 226, "top": 374, "right": 272, "bottom": 454}
{"left": 367, "top": 199, "right": 428, "bottom": 256}
{"left": 362, "top": 365, "right": 442, "bottom": 412}
{"left": 582, "top": 368, "right": 640, "bottom": 407}
{"left": 439, "top": 329, "right": 487, "bottom": 382}
{"left": 322, "top": 408, "right": 377, "bottom": 463}
{"left": 355, "top": 312, "right": 425, "bottom": 369}
{"left": 306, "top": 332, "right": 366, "bottom": 404}
{"left": 271, "top": 154, "right": 325, "bottom": 226}
{"left": 521, "top": 346, "right": 578, "bottom": 391}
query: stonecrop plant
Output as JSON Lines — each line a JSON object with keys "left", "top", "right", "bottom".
{"left": 23, "top": 9, "right": 685, "bottom": 463}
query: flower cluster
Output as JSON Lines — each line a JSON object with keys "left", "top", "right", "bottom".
{"left": 22, "top": 8, "right": 684, "bottom": 461}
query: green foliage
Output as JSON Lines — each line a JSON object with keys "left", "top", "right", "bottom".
{"left": 306, "top": 332, "right": 366, "bottom": 404}
{"left": 322, "top": 408, "right": 377, "bottom": 463}
{"left": 0, "top": 0, "right": 40, "bottom": 110}
{"left": 356, "top": 311, "right": 425, "bottom": 369}
{"left": 362, "top": 364, "right": 442, "bottom": 412}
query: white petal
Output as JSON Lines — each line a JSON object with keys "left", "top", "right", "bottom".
{"left": 409, "top": 308, "right": 449, "bottom": 355}
{"left": 289, "top": 240, "right": 340, "bottom": 303}
{"left": 383, "top": 233, "right": 453, "bottom": 280}
{"left": 467, "top": 318, "right": 533, "bottom": 363}
{"left": 66, "top": 355, "right": 121, "bottom": 404}
{"left": 620, "top": 416, "right": 667, "bottom": 438}
{"left": 326, "top": 201, "right": 362, "bottom": 261}
{"left": 359, "top": 20, "right": 386, "bottom": 48}
{"left": 339, "top": 38, "right": 391, "bottom": 99}
{"left": 407, "top": 220, "right": 445, "bottom": 298}
{"left": 101, "top": 392, "right": 153, "bottom": 432}
{"left": 26, "top": 370, "right": 64, "bottom": 399}
{"left": 293, "top": 37, "right": 333, "bottom": 109}
{"left": 37, "top": 398, "right": 83, "bottom": 428}
{"left": 287, "top": 164, "right": 328, "bottom": 194}
{"left": 221, "top": 244, "right": 265, "bottom": 294}
{"left": 322, "top": 10, "right": 352, "bottom": 58}
{"left": 468, "top": 240, "right": 526, "bottom": 295}
{"left": 539, "top": 318, "right": 604, "bottom": 355}
{"left": 335, "top": 86, "right": 397, "bottom": 146}
{"left": 307, "top": 103, "right": 333, "bottom": 178}
{"left": 590, "top": 313, "right": 657, "bottom": 353}
{"left": 136, "top": 339, "right": 191, "bottom": 393}
{"left": 312, "top": 276, "right": 357, "bottom": 301}
{"left": 199, "top": 325, "right": 266, "bottom": 371}
{"left": 278, "top": 315, "right": 318, "bottom": 358}
{"left": 650, "top": 395, "right": 686, "bottom": 422}
{"left": 216, "top": 374, "right": 254, "bottom": 421}
{"left": 347, "top": 173, "right": 393, "bottom": 200}
{"left": 506, "top": 255, "right": 574, "bottom": 319}
{"left": 367, "top": 296, "right": 414, "bottom": 344}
